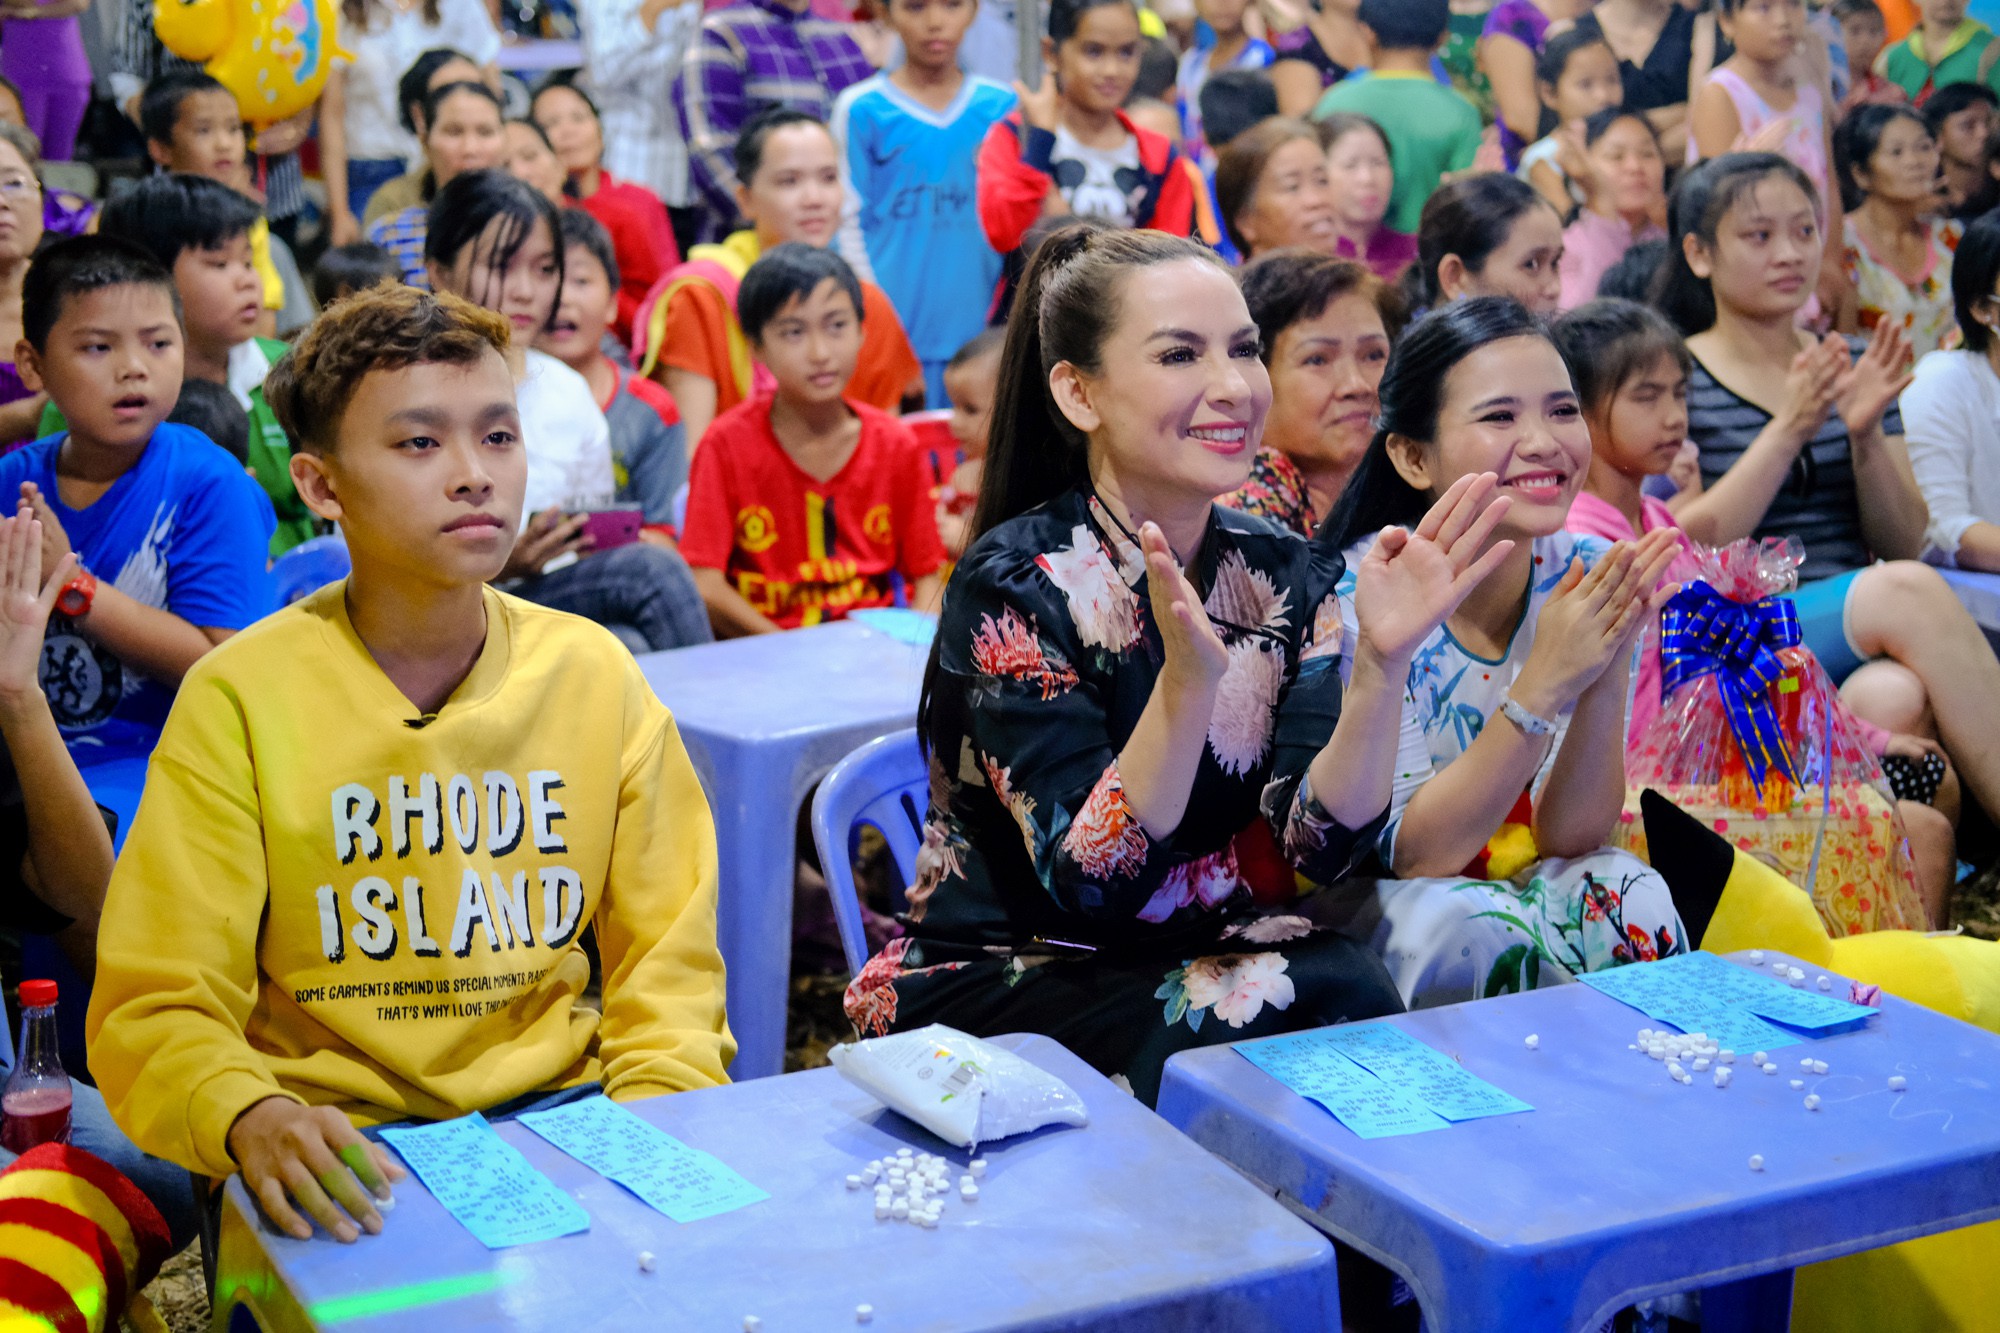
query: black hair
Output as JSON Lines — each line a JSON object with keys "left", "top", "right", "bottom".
{"left": 417, "top": 81, "right": 505, "bottom": 201}
{"left": 1317, "top": 110, "right": 1393, "bottom": 160}
{"left": 507, "top": 114, "right": 557, "bottom": 154}
{"left": 975, "top": 223, "right": 1222, "bottom": 540}
{"left": 139, "top": 69, "right": 236, "bottom": 146}
{"left": 1239, "top": 249, "right": 1406, "bottom": 361}
{"left": 424, "top": 168, "right": 565, "bottom": 331}
{"left": 1650, "top": 152, "right": 1820, "bottom": 335}
{"left": 557, "top": 206, "right": 620, "bottom": 292}
{"left": 1953, "top": 210, "right": 2000, "bottom": 355}
{"left": 311, "top": 241, "right": 401, "bottom": 309}
{"left": 98, "top": 172, "right": 262, "bottom": 269}
{"left": 1834, "top": 101, "right": 1931, "bottom": 210}
{"left": 1921, "top": 80, "right": 1998, "bottom": 145}
{"left": 167, "top": 377, "right": 250, "bottom": 464}
{"left": 948, "top": 326, "right": 1006, "bottom": 369}
{"left": 1199, "top": 70, "right": 1278, "bottom": 149}
{"left": 1215, "top": 118, "right": 1323, "bottom": 256}
{"left": 1415, "top": 172, "right": 1550, "bottom": 308}
{"left": 736, "top": 106, "right": 830, "bottom": 189}
{"left": 1132, "top": 36, "right": 1178, "bottom": 102}
{"left": 1320, "top": 296, "right": 1552, "bottom": 553}
{"left": 1594, "top": 236, "right": 1667, "bottom": 301}
{"left": 737, "top": 243, "right": 864, "bottom": 342}
{"left": 1582, "top": 103, "right": 1658, "bottom": 151}
{"left": 1549, "top": 298, "right": 1691, "bottom": 420}
{"left": 920, "top": 222, "right": 1222, "bottom": 753}
{"left": 22, "top": 235, "right": 183, "bottom": 353}
{"left": 1358, "top": 0, "right": 1448, "bottom": 50}
{"left": 1536, "top": 24, "right": 1612, "bottom": 89}
{"left": 1830, "top": 0, "right": 1884, "bottom": 20}
{"left": 531, "top": 74, "right": 600, "bottom": 122}
{"left": 1047, "top": 0, "right": 1137, "bottom": 43}
{"left": 397, "top": 47, "right": 475, "bottom": 137}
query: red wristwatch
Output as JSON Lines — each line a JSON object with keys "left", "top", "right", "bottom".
{"left": 55, "top": 566, "right": 95, "bottom": 619}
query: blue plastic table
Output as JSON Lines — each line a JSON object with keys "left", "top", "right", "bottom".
{"left": 212, "top": 1034, "right": 1340, "bottom": 1332}
{"left": 1157, "top": 951, "right": 2000, "bottom": 1333}
{"left": 638, "top": 621, "right": 928, "bottom": 1078}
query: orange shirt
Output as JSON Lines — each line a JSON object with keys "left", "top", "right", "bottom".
{"left": 658, "top": 279, "right": 921, "bottom": 419}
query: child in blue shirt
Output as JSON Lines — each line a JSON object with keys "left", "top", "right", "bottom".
{"left": 7, "top": 235, "right": 274, "bottom": 833}
{"left": 831, "top": 0, "right": 1015, "bottom": 407}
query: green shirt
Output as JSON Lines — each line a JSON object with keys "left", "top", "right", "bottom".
{"left": 1313, "top": 72, "right": 1484, "bottom": 234}
{"left": 38, "top": 336, "right": 318, "bottom": 558}
{"left": 1881, "top": 21, "right": 2000, "bottom": 101}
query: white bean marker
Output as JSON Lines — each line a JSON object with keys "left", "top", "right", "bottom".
{"left": 970, "top": 1158, "right": 988, "bottom": 1177}
{"left": 1805, "top": 1094, "right": 1822, "bottom": 1111}
{"left": 1749, "top": 1154, "right": 1765, "bottom": 1172}
{"left": 1667, "top": 1061, "right": 1685, "bottom": 1079}
{"left": 897, "top": 1148, "right": 913, "bottom": 1160}
{"left": 1713, "top": 1067, "right": 1732, "bottom": 1088}
{"left": 1889, "top": 1075, "right": 1908, "bottom": 1092}
{"left": 744, "top": 1319, "right": 763, "bottom": 1333}
{"left": 1719, "top": 1050, "right": 1736, "bottom": 1064}
{"left": 857, "top": 1305, "right": 875, "bottom": 1324}
{"left": 961, "top": 1182, "right": 980, "bottom": 1202}
{"left": 1791, "top": 1079, "right": 1806, "bottom": 1090}
{"left": 1750, "top": 950, "right": 1765, "bottom": 964}
{"left": 377, "top": 1193, "right": 396, "bottom": 1214}
{"left": 1525, "top": 1033, "right": 1540, "bottom": 1050}
{"left": 1693, "top": 1058, "right": 1710, "bottom": 1073}
{"left": 1812, "top": 1060, "right": 1829, "bottom": 1076}
{"left": 1801, "top": 1058, "right": 1815, "bottom": 1069}
{"left": 1753, "top": 1051, "right": 1769, "bottom": 1066}
{"left": 1763, "top": 1062, "right": 1779, "bottom": 1075}
{"left": 1817, "top": 975, "right": 1832, "bottom": 992}
{"left": 638, "top": 1251, "right": 656, "bottom": 1273}
{"left": 847, "top": 1175, "right": 863, "bottom": 1190}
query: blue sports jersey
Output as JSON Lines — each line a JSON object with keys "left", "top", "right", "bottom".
{"left": 833, "top": 73, "right": 1016, "bottom": 364}
{"left": 0, "top": 422, "right": 276, "bottom": 762}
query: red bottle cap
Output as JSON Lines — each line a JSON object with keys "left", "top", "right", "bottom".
{"left": 19, "top": 980, "right": 56, "bottom": 1007}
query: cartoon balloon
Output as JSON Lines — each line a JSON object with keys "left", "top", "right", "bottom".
{"left": 154, "top": 0, "right": 350, "bottom": 127}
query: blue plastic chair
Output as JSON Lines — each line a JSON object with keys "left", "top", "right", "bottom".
{"left": 809, "top": 728, "right": 926, "bottom": 976}
{"left": 270, "top": 533, "right": 350, "bottom": 606}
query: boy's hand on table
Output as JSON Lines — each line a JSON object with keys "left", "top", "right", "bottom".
{"left": 229, "top": 1096, "right": 405, "bottom": 1243}
{"left": 0, "top": 506, "right": 70, "bottom": 713}
{"left": 17, "top": 484, "right": 69, "bottom": 587}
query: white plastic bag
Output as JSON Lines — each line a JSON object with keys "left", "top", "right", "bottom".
{"left": 828, "top": 1024, "right": 1090, "bottom": 1148}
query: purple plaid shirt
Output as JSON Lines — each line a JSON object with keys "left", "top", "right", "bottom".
{"left": 673, "top": 0, "right": 874, "bottom": 222}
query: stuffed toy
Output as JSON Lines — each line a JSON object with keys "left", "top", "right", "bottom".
{"left": 0, "top": 1142, "right": 172, "bottom": 1332}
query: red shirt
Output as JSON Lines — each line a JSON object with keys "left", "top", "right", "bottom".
{"left": 680, "top": 396, "right": 946, "bottom": 629}
{"left": 575, "top": 174, "right": 680, "bottom": 344}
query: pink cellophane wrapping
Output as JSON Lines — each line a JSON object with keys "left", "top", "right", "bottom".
{"left": 1611, "top": 539, "right": 1926, "bottom": 936}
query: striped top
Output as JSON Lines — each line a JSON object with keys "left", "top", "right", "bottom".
{"left": 1686, "top": 338, "right": 1899, "bottom": 584}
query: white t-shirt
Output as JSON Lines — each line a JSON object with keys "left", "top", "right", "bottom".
{"left": 517, "top": 349, "right": 616, "bottom": 522}
{"left": 1050, "top": 125, "right": 1143, "bottom": 229}
{"left": 336, "top": 0, "right": 503, "bottom": 164}
{"left": 1898, "top": 348, "right": 2000, "bottom": 564}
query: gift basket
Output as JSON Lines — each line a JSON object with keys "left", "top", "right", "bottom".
{"left": 1612, "top": 538, "right": 1927, "bottom": 935}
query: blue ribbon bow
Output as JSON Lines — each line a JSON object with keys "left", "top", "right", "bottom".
{"left": 1660, "top": 581, "right": 1804, "bottom": 786}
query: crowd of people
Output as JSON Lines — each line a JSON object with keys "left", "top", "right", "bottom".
{"left": 1, "top": 0, "right": 1999, "bottom": 1316}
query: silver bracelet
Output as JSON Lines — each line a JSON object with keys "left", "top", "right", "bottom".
{"left": 1499, "top": 693, "right": 1557, "bottom": 738}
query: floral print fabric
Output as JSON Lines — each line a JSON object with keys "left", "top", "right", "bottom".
{"left": 1219, "top": 443, "right": 1316, "bottom": 538}
{"left": 1261, "top": 529, "right": 1686, "bottom": 1006}
{"left": 842, "top": 485, "right": 1403, "bottom": 1098}
{"left": 1842, "top": 214, "right": 1962, "bottom": 359}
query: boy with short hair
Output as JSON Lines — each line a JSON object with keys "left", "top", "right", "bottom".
{"left": 1925, "top": 80, "right": 2000, "bottom": 213}
{"left": 936, "top": 326, "right": 1002, "bottom": 559}
{"left": 831, "top": 0, "right": 1016, "bottom": 408}
{"left": 1836, "top": 0, "right": 1910, "bottom": 110}
{"left": 5, "top": 236, "right": 274, "bottom": 832}
{"left": 1312, "top": 0, "right": 1483, "bottom": 234}
{"left": 139, "top": 70, "right": 310, "bottom": 337}
{"left": 680, "top": 245, "right": 944, "bottom": 635}
{"left": 77, "top": 173, "right": 318, "bottom": 555}
{"left": 311, "top": 241, "right": 402, "bottom": 310}
{"left": 1880, "top": 0, "right": 2000, "bottom": 102}
{"left": 637, "top": 108, "right": 923, "bottom": 449}
{"left": 86, "top": 283, "right": 733, "bottom": 1243}
{"left": 537, "top": 210, "right": 689, "bottom": 538}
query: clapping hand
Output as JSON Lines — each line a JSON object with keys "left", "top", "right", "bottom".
{"left": 0, "top": 505, "right": 70, "bottom": 714}
{"left": 1142, "top": 521, "right": 1229, "bottom": 693}
{"left": 1352, "top": 472, "right": 1516, "bottom": 669}
{"left": 1515, "top": 528, "right": 1681, "bottom": 715}
{"left": 1835, "top": 320, "right": 1914, "bottom": 440}
{"left": 1013, "top": 74, "right": 1061, "bottom": 133}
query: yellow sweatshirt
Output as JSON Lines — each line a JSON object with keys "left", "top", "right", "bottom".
{"left": 85, "top": 583, "right": 733, "bottom": 1179}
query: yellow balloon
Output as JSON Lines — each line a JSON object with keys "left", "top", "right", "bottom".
{"left": 154, "top": 0, "right": 351, "bottom": 128}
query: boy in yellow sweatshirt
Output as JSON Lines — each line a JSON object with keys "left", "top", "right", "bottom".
{"left": 85, "top": 284, "right": 733, "bottom": 1246}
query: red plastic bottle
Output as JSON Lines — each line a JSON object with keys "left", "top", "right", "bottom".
{"left": 2, "top": 979, "right": 72, "bottom": 1153}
